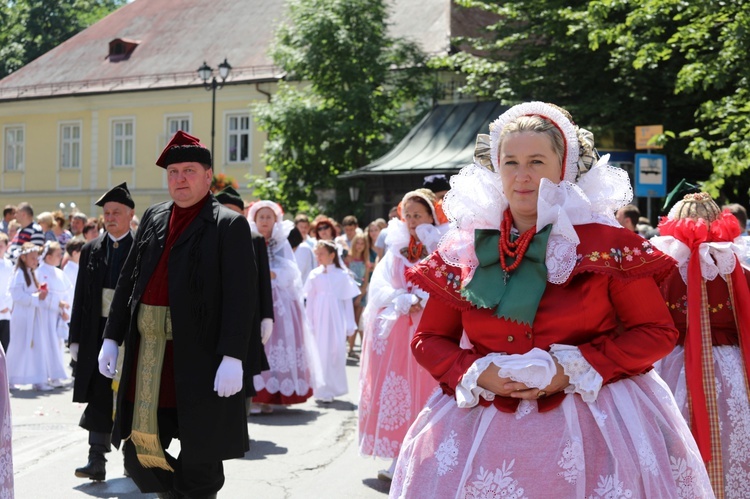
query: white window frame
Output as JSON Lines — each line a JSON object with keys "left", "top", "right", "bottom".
{"left": 59, "top": 121, "right": 83, "bottom": 170}
{"left": 3, "top": 125, "right": 25, "bottom": 172}
{"left": 165, "top": 113, "right": 192, "bottom": 137}
{"left": 111, "top": 117, "right": 135, "bottom": 168}
{"left": 225, "top": 111, "right": 251, "bottom": 164}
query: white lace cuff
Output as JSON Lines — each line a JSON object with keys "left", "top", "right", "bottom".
{"left": 550, "top": 344, "right": 603, "bottom": 403}
{"left": 456, "top": 348, "right": 557, "bottom": 408}
{"left": 455, "top": 354, "right": 502, "bottom": 408}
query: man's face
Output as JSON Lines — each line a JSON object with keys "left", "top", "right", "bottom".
{"left": 15, "top": 209, "right": 31, "bottom": 226}
{"left": 4, "top": 210, "right": 15, "bottom": 222}
{"left": 102, "top": 202, "right": 134, "bottom": 238}
{"left": 344, "top": 224, "right": 357, "bottom": 239}
{"left": 70, "top": 217, "right": 84, "bottom": 235}
{"left": 167, "top": 162, "right": 211, "bottom": 208}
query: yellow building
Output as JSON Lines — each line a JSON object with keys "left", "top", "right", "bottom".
{"left": 0, "top": 0, "right": 463, "bottom": 218}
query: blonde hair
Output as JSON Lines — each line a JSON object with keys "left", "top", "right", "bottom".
{"left": 349, "top": 233, "right": 369, "bottom": 260}
{"left": 499, "top": 115, "right": 566, "bottom": 168}
{"left": 37, "top": 211, "right": 56, "bottom": 230}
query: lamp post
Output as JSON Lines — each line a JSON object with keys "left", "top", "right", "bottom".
{"left": 197, "top": 58, "right": 232, "bottom": 164}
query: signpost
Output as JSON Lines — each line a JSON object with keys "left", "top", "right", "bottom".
{"left": 635, "top": 153, "right": 667, "bottom": 221}
{"left": 635, "top": 125, "right": 663, "bottom": 150}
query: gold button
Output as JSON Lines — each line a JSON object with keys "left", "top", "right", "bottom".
{"left": 507, "top": 335, "right": 514, "bottom": 342}
{"left": 525, "top": 331, "right": 532, "bottom": 339}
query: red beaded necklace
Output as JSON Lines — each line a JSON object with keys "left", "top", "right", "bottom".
{"left": 498, "top": 209, "right": 536, "bottom": 275}
{"left": 406, "top": 236, "right": 425, "bottom": 263}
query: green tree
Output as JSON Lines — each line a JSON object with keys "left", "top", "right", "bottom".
{"left": 588, "top": 0, "right": 750, "bottom": 201}
{"left": 253, "top": 0, "right": 433, "bottom": 215}
{"left": 0, "top": 0, "right": 126, "bottom": 79}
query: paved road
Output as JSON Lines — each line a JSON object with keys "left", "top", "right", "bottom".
{"left": 10, "top": 349, "right": 392, "bottom": 498}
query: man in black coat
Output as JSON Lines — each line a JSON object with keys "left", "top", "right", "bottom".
{"left": 69, "top": 182, "right": 135, "bottom": 481}
{"left": 214, "top": 186, "right": 273, "bottom": 407}
{"left": 98, "top": 131, "right": 257, "bottom": 499}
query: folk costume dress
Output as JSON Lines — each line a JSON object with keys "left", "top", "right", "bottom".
{"left": 251, "top": 213, "right": 318, "bottom": 405}
{"left": 651, "top": 201, "right": 750, "bottom": 498}
{"left": 390, "top": 102, "right": 713, "bottom": 499}
{"left": 0, "top": 343, "right": 12, "bottom": 496}
{"left": 304, "top": 264, "right": 360, "bottom": 400}
{"left": 358, "top": 215, "right": 440, "bottom": 459}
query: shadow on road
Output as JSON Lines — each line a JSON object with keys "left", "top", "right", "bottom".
{"left": 72, "top": 477, "right": 144, "bottom": 497}
{"left": 361, "top": 477, "right": 391, "bottom": 495}
{"left": 243, "top": 439, "right": 288, "bottom": 461}
{"left": 247, "top": 406, "right": 321, "bottom": 427}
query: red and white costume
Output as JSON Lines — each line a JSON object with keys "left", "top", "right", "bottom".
{"left": 389, "top": 102, "right": 713, "bottom": 498}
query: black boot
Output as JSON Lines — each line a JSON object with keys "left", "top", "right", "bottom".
{"left": 74, "top": 451, "right": 106, "bottom": 481}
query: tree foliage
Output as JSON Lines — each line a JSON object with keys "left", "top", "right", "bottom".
{"left": 0, "top": 0, "right": 126, "bottom": 79}
{"left": 253, "top": 0, "right": 433, "bottom": 215}
{"left": 434, "top": 0, "right": 749, "bottom": 205}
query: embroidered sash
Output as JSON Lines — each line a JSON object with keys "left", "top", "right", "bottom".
{"left": 126, "top": 304, "right": 174, "bottom": 471}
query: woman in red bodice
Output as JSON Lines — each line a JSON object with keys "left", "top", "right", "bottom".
{"left": 389, "top": 102, "right": 714, "bottom": 498}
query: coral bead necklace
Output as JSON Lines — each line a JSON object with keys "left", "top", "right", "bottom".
{"left": 498, "top": 209, "right": 535, "bottom": 281}
{"left": 406, "top": 236, "right": 425, "bottom": 263}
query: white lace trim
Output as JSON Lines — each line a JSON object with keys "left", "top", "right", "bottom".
{"left": 650, "top": 236, "right": 743, "bottom": 283}
{"left": 456, "top": 348, "right": 557, "bottom": 408}
{"left": 549, "top": 344, "right": 602, "bottom": 403}
{"left": 439, "top": 155, "right": 631, "bottom": 284}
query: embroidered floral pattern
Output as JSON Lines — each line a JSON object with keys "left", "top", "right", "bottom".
{"left": 377, "top": 371, "right": 411, "bottom": 431}
{"left": 637, "top": 433, "right": 658, "bottom": 476}
{"left": 670, "top": 456, "right": 700, "bottom": 498}
{"left": 371, "top": 335, "right": 387, "bottom": 356}
{"left": 579, "top": 242, "right": 653, "bottom": 266}
{"left": 716, "top": 347, "right": 750, "bottom": 496}
{"left": 587, "top": 473, "right": 633, "bottom": 499}
{"left": 464, "top": 462, "right": 527, "bottom": 499}
{"left": 666, "top": 294, "right": 733, "bottom": 315}
{"left": 359, "top": 435, "right": 401, "bottom": 458}
{"left": 557, "top": 438, "right": 584, "bottom": 484}
{"left": 435, "top": 430, "right": 459, "bottom": 476}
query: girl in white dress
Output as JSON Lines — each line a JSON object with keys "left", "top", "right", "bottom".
{"left": 304, "top": 240, "right": 360, "bottom": 402}
{"left": 6, "top": 243, "right": 57, "bottom": 390}
{"left": 35, "top": 241, "right": 72, "bottom": 387}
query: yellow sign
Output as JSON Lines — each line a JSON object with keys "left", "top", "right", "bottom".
{"left": 635, "top": 125, "right": 663, "bottom": 150}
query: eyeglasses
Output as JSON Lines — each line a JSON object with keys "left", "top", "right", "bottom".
{"left": 317, "top": 224, "right": 332, "bottom": 230}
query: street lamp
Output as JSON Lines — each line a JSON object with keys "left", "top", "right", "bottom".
{"left": 197, "top": 58, "right": 232, "bottom": 164}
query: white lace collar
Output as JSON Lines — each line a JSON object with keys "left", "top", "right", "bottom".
{"left": 438, "top": 154, "right": 632, "bottom": 284}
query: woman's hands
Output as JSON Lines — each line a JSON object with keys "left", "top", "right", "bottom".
{"left": 477, "top": 357, "right": 570, "bottom": 399}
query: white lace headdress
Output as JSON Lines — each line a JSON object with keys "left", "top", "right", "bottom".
{"left": 439, "top": 101, "right": 633, "bottom": 285}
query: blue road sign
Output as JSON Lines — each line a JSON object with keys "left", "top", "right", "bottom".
{"left": 634, "top": 153, "right": 667, "bottom": 198}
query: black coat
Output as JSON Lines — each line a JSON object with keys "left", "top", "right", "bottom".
{"left": 246, "top": 231, "right": 272, "bottom": 384}
{"left": 103, "top": 196, "right": 257, "bottom": 461}
{"left": 69, "top": 232, "right": 132, "bottom": 403}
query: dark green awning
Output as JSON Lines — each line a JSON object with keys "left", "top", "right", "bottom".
{"left": 342, "top": 101, "right": 506, "bottom": 178}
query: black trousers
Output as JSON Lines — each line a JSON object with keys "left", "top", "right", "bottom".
{"left": 121, "top": 402, "right": 224, "bottom": 497}
{"left": 79, "top": 371, "right": 115, "bottom": 434}
{"left": 0, "top": 320, "right": 9, "bottom": 353}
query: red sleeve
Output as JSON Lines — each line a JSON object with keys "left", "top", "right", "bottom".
{"left": 411, "top": 298, "right": 483, "bottom": 394}
{"left": 578, "top": 276, "right": 679, "bottom": 384}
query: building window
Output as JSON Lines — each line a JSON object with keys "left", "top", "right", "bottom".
{"left": 167, "top": 116, "right": 190, "bottom": 135}
{"left": 60, "top": 122, "right": 81, "bottom": 169}
{"left": 4, "top": 126, "right": 24, "bottom": 171}
{"left": 226, "top": 113, "right": 250, "bottom": 163}
{"left": 112, "top": 119, "right": 134, "bottom": 167}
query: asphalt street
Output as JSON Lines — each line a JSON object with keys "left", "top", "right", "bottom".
{"left": 9, "top": 347, "right": 392, "bottom": 498}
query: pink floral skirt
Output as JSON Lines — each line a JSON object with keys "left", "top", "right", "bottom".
{"left": 391, "top": 371, "right": 713, "bottom": 498}
{"left": 655, "top": 345, "right": 750, "bottom": 497}
{"left": 358, "top": 312, "right": 438, "bottom": 459}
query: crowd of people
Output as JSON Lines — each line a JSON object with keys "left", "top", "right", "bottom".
{"left": 0, "top": 103, "right": 748, "bottom": 497}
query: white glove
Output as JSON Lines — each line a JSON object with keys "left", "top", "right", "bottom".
{"left": 69, "top": 342, "right": 79, "bottom": 362}
{"left": 213, "top": 356, "right": 243, "bottom": 397}
{"left": 98, "top": 338, "right": 119, "bottom": 378}
{"left": 393, "top": 293, "right": 418, "bottom": 315}
{"left": 260, "top": 318, "right": 274, "bottom": 345}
